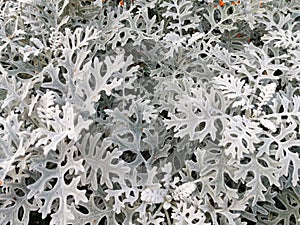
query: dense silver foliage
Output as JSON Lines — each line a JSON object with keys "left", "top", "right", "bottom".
{"left": 0, "top": 0, "right": 299, "bottom": 224}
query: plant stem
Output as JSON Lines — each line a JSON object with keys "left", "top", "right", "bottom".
{"left": 164, "top": 207, "right": 172, "bottom": 225}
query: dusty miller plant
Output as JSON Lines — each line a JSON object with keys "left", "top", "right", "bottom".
{"left": 0, "top": 0, "right": 299, "bottom": 224}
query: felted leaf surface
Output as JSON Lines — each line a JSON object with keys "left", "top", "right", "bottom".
{"left": 258, "top": 186, "right": 300, "bottom": 225}
{"left": 79, "top": 133, "right": 130, "bottom": 189}
{"left": 233, "top": 154, "right": 281, "bottom": 205}
{"left": 164, "top": 80, "right": 224, "bottom": 142}
{"left": 31, "top": 102, "right": 92, "bottom": 155}
{"left": 220, "top": 115, "right": 262, "bottom": 159}
{"left": 27, "top": 147, "right": 87, "bottom": 224}
{"left": 0, "top": 181, "right": 38, "bottom": 225}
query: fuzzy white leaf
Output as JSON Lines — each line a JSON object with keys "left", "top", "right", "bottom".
{"left": 260, "top": 118, "right": 277, "bottom": 132}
